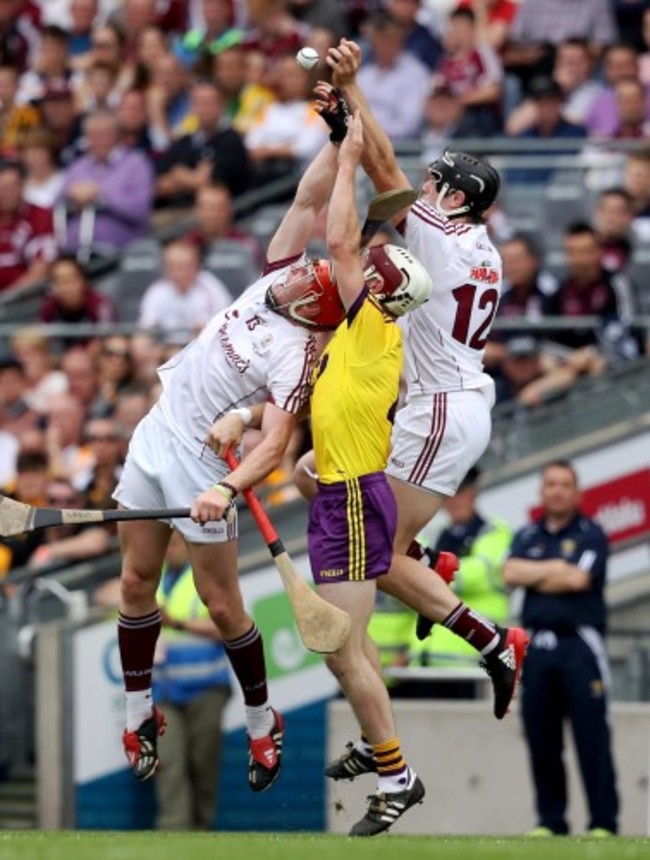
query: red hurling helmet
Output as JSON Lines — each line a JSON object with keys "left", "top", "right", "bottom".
{"left": 265, "top": 258, "right": 345, "bottom": 331}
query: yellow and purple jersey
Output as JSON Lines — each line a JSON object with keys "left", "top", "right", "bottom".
{"left": 310, "top": 287, "right": 402, "bottom": 484}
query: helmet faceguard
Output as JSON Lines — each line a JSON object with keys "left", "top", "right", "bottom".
{"left": 427, "top": 151, "right": 501, "bottom": 219}
{"left": 363, "top": 244, "right": 432, "bottom": 317}
{"left": 265, "top": 258, "right": 346, "bottom": 331}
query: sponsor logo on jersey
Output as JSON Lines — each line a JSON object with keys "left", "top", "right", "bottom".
{"left": 218, "top": 321, "right": 250, "bottom": 374}
{"left": 470, "top": 265, "right": 499, "bottom": 284}
{"left": 320, "top": 569, "right": 345, "bottom": 578}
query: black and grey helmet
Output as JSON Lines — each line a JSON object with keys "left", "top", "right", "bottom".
{"left": 427, "top": 151, "right": 501, "bottom": 218}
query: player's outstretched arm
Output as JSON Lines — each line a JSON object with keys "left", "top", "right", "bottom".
{"left": 193, "top": 403, "right": 298, "bottom": 526}
{"left": 326, "top": 111, "right": 365, "bottom": 310}
{"left": 224, "top": 402, "right": 298, "bottom": 493}
{"left": 328, "top": 39, "right": 411, "bottom": 197}
{"left": 266, "top": 138, "right": 339, "bottom": 265}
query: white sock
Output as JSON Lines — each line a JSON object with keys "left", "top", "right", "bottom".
{"left": 246, "top": 703, "right": 274, "bottom": 739}
{"left": 355, "top": 738, "right": 373, "bottom": 758}
{"left": 125, "top": 689, "right": 153, "bottom": 732}
{"left": 378, "top": 767, "right": 415, "bottom": 795}
{"left": 481, "top": 630, "right": 501, "bottom": 656}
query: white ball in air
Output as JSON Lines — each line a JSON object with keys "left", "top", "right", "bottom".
{"left": 296, "top": 47, "right": 319, "bottom": 70}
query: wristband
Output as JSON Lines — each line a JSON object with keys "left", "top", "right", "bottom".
{"left": 211, "top": 482, "right": 234, "bottom": 501}
{"left": 230, "top": 407, "right": 253, "bottom": 427}
{"left": 211, "top": 481, "right": 238, "bottom": 500}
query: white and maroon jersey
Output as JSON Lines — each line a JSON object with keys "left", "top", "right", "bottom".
{"left": 0, "top": 203, "right": 56, "bottom": 290}
{"left": 439, "top": 44, "right": 503, "bottom": 97}
{"left": 400, "top": 198, "right": 502, "bottom": 400}
{"left": 156, "top": 258, "right": 316, "bottom": 462}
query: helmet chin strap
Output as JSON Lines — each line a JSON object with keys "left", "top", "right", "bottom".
{"left": 433, "top": 181, "right": 470, "bottom": 218}
{"left": 288, "top": 293, "right": 320, "bottom": 327}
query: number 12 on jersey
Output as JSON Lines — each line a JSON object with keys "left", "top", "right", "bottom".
{"left": 451, "top": 284, "right": 499, "bottom": 350}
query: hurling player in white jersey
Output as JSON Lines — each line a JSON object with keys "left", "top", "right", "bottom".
{"left": 113, "top": 123, "right": 350, "bottom": 794}
{"left": 318, "top": 41, "right": 529, "bottom": 728}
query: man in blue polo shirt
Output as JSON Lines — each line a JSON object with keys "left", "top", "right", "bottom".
{"left": 503, "top": 459, "right": 618, "bottom": 838}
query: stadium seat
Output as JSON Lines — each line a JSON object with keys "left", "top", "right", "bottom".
{"left": 242, "top": 204, "right": 289, "bottom": 250}
{"left": 500, "top": 183, "right": 545, "bottom": 229}
{"left": 542, "top": 182, "right": 588, "bottom": 240}
{"left": 544, "top": 250, "right": 566, "bottom": 282}
{"left": 626, "top": 248, "right": 650, "bottom": 314}
{"left": 203, "top": 241, "right": 258, "bottom": 297}
{"left": 96, "top": 238, "right": 163, "bottom": 322}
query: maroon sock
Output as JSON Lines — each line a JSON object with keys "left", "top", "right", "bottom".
{"left": 224, "top": 624, "right": 268, "bottom": 706}
{"left": 118, "top": 609, "right": 161, "bottom": 691}
{"left": 442, "top": 603, "right": 499, "bottom": 653}
{"left": 406, "top": 539, "right": 427, "bottom": 562}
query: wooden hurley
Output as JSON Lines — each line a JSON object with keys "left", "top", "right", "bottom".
{"left": 0, "top": 493, "right": 190, "bottom": 537}
{"left": 225, "top": 452, "right": 351, "bottom": 654}
{"left": 360, "top": 187, "right": 419, "bottom": 248}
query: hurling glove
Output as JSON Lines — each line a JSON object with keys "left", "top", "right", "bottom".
{"left": 316, "top": 85, "right": 352, "bottom": 144}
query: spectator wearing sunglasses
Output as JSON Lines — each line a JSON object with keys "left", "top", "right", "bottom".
{"left": 28, "top": 477, "right": 112, "bottom": 569}
{"left": 96, "top": 336, "right": 135, "bottom": 414}
{"left": 79, "top": 417, "right": 124, "bottom": 512}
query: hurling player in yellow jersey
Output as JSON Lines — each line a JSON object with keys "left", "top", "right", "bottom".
{"left": 311, "top": 111, "right": 432, "bottom": 837}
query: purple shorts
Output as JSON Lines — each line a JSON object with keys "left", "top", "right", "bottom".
{"left": 308, "top": 472, "right": 397, "bottom": 584}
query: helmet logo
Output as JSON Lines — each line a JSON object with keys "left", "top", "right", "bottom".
{"left": 470, "top": 173, "right": 485, "bottom": 192}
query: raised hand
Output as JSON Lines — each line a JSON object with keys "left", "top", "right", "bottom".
{"left": 338, "top": 110, "right": 363, "bottom": 166}
{"left": 313, "top": 80, "right": 351, "bottom": 144}
{"left": 328, "top": 39, "right": 362, "bottom": 88}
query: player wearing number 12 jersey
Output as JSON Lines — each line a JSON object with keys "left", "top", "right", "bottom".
{"left": 388, "top": 165, "right": 501, "bottom": 495}
{"left": 322, "top": 41, "right": 528, "bottom": 731}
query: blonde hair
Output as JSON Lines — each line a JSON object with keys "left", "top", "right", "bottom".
{"left": 11, "top": 325, "right": 52, "bottom": 354}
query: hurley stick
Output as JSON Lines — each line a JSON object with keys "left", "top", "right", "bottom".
{"left": 360, "top": 187, "right": 418, "bottom": 249}
{"left": 225, "top": 451, "right": 351, "bottom": 654}
{"left": 0, "top": 494, "right": 190, "bottom": 537}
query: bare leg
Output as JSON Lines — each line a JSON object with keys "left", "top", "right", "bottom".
{"left": 380, "top": 478, "right": 528, "bottom": 721}
{"left": 189, "top": 539, "right": 282, "bottom": 791}
{"left": 119, "top": 517, "right": 171, "bottom": 616}
{"left": 118, "top": 518, "right": 172, "bottom": 773}
{"left": 377, "top": 477, "right": 460, "bottom": 622}
{"left": 188, "top": 540, "right": 270, "bottom": 718}
{"left": 188, "top": 539, "right": 252, "bottom": 640}
{"left": 319, "top": 580, "right": 396, "bottom": 744}
{"left": 363, "top": 632, "right": 383, "bottom": 677}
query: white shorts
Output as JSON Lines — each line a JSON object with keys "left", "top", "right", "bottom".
{"left": 113, "top": 404, "right": 237, "bottom": 544}
{"left": 386, "top": 389, "right": 492, "bottom": 497}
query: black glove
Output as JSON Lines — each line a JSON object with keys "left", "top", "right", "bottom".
{"left": 315, "top": 85, "right": 351, "bottom": 144}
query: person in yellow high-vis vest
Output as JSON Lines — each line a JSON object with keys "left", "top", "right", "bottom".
{"left": 408, "top": 467, "right": 512, "bottom": 694}
{"left": 153, "top": 530, "right": 231, "bottom": 830}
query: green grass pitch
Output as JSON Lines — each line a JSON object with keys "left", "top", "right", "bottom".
{"left": 1, "top": 832, "right": 649, "bottom": 860}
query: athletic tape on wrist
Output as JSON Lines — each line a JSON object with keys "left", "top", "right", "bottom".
{"left": 230, "top": 407, "right": 253, "bottom": 426}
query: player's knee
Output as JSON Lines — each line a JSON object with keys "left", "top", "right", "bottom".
{"left": 203, "top": 589, "right": 246, "bottom": 636}
{"left": 120, "top": 567, "right": 157, "bottom": 606}
{"left": 324, "top": 650, "right": 350, "bottom": 680}
{"left": 392, "top": 532, "right": 413, "bottom": 555}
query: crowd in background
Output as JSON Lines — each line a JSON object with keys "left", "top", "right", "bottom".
{"left": 0, "top": 0, "right": 649, "bottom": 576}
